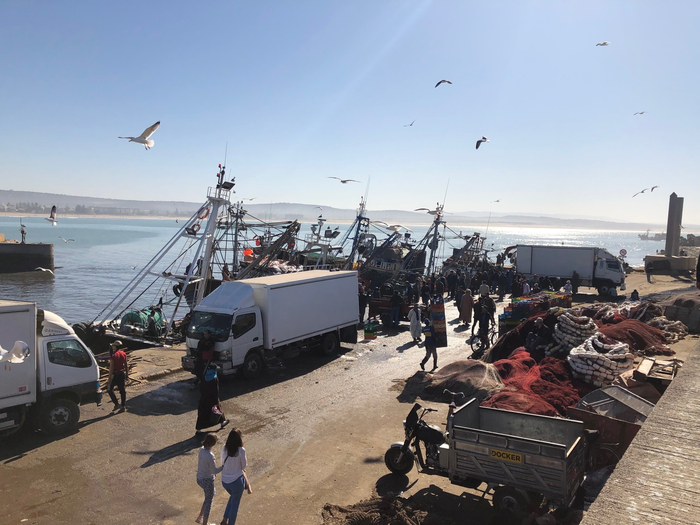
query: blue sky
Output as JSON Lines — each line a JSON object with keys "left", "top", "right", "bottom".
{"left": 1, "top": 1, "right": 699, "bottom": 224}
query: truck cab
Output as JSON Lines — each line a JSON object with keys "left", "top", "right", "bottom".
{"left": 593, "top": 249, "right": 626, "bottom": 295}
{"left": 185, "top": 305, "right": 265, "bottom": 378}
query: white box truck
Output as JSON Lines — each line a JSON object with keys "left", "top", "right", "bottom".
{"left": 515, "top": 245, "right": 626, "bottom": 295}
{"left": 0, "top": 300, "right": 102, "bottom": 437}
{"left": 182, "top": 270, "right": 359, "bottom": 379}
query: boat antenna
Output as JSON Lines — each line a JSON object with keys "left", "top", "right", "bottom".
{"left": 223, "top": 141, "right": 228, "bottom": 169}
{"left": 442, "top": 178, "right": 450, "bottom": 209}
{"left": 364, "top": 176, "right": 371, "bottom": 209}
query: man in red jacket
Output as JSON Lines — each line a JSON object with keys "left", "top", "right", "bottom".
{"left": 108, "top": 341, "right": 128, "bottom": 413}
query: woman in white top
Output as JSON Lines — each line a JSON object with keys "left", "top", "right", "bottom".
{"left": 220, "top": 429, "right": 249, "bottom": 525}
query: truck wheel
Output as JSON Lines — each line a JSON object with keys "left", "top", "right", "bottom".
{"left": 597, "top": 286, "right": 609, "bottom": 296}
{"left": 320, "top": 332, "right": 339, "bottom": 356}
{"left": 493, "top": 486, "right": 527, "bottom": 514}
{"left": 242, "top": 352, "right": 264, "bottom": 380}
{"left": 41, "top": 398, "right": 80, "bottom": 436}
{"left": 384, "top": 447, "right": 415, "bottom": 475}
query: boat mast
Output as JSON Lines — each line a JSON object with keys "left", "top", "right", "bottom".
{"left": 426, "top": 203, "right": 445, "bottom": 275}
{"left": 194, "top": 164, "right": 234, "bottom": 306}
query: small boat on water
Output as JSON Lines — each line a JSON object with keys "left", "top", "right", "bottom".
{"left": 638, "top": 230, "right": 666, "bottom": 241}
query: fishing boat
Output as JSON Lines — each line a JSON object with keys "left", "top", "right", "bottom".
{"left": 638, "top": 230, "right": 666, "bottom": 241}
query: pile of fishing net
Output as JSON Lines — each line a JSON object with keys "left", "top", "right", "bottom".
{"left": 646, "top": 316, "right": 689, "bottom": 343}
{"left": 582, "top": 301, "right": 664, "bottom": 324}
{"left": 567, "top": 332, "right": 635, "bottom": 387}
{"left": 423, "top": 360, "right": 504, "bottom": 402}
{"left": 481, "top": 349, "right": 587, "bottom": 417}
{"left": 483, "top": 314, "right": 558, "bottom": 363}
{"left": 322, "top": 496, "right": 456, "bottom": 525}
{"left": 546, "top": 309, "right": 598, "bottom": 357}
{"left": 598, "top": 319, "right": 674, "bottom": 356}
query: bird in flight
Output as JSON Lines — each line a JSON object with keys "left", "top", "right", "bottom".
{"left": 45, "top": 205, "right": 57, "bottom": 226}
{"left": 119, "top": 121, "right": 160, "bottom": 150}
{"left": 491, "top": 199, "right": 500, "bottom": 203}
{"left": 476, "top": 137, "right": 490, "bottom": 150}
{"left": 328, "top": 177, "right": 360, "bottom": 184}
{"left": 58, "top": 237, "right": 74, "bottom": 243}
{"left": 242, "top": 198, "right": 256, "bottom": 202}
{"left": 34, "top": 267, "right": 54, "bottom": 275}
{"left": 131, "top": 266, "right": 138, "bottom": 270}
{"left": 435, "top": 80, "right": 452, "bottom": 88}
{"left": 404, "top": 120, "right": 416, "bottom": 127}
{"left": 634, "top": 111, "right": 646, "bottom": 116}
{"left": 596, "top": 41, "right": 610, "bottom": 46}
{"left": 632, "top": 186, "right": 659, "bottom": 197}
{"left": 415, "top": 207, "right": 441, "bottom": 216}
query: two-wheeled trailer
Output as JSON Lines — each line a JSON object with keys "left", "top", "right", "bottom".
{"left": 385, "top": 398, "right": 586, "bottom": 514}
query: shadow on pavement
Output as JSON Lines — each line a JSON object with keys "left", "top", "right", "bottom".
{"left": 375, "top": 473, "right": 416, "bottom": 497}
{"left": 135, "top": 434, "right": 202, "bottom": 468}
{"left": 0, "top": 412, "right": 116, "bottom": 461}
{"left": 409, "top": 483, "right": 500, "bottom": 524}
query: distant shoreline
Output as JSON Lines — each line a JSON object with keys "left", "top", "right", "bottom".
{"left": 0, "top": 211, "right": 672, "bottom": 233}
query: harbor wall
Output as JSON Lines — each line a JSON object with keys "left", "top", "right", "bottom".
{"left": 0, "top": 243, "right": 54, "bottom": 273}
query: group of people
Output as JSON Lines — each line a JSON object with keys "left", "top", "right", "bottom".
{"left": 191, "top": 329, "right": 252, "bottom": 525}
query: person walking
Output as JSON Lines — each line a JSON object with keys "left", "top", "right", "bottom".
{"left": 196, "top": 365, "right": 229, "bottom": 435}
{"left": 220, "top": 429, "right": 252, "bottom": 525}
{"left": 389, "top": 290, "right": 402, "bottom": 328}
{"left": 479, "top": 280, "right": 490, "bottom": 298}
{"left": 459, "top": 289, "right": 474, "bottom": 327}
{"left": 645, "top": 261, "right": 654, "bottom": 284}
{"left": 407, "top": 304, "right": 422, "bottom": 343}
{"left": 420, "top": 318, "right": 438, "bottom": 371}
{"left": 107, "top": 341, "right": 128, "bottom": 413}
{"left": 421, "top": 280, "right": 430, "bottom": 305}
{"left": 196, "top": 434, "right": 223, "bottom": 525}
{"left": 571, "top": 270, "right": 580, "bottom": 295}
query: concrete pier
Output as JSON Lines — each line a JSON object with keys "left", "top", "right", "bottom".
{"left": 0, "top": 242, "right": 54, "bottom": 273}
{"left": 581, "top": 339, "right": 700, "bottom": 524}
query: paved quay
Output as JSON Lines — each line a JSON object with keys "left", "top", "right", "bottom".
{"left": 582, "top": 339, "right": 700, "bottom": 525}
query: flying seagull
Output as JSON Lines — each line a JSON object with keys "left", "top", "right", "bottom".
{"left": 386, "top": 224, "right": 412, "bottom": 233}
{"left": 476, "top": 137, "right": 490, "bottom": 150}
{"left": 435, "top": 80, "right": 452, "bottom": 88}
{"left": 404, "top": 120, "right": 416, "bottom": 127}
{"left": 491, "top": 199, "right": 500, "bottom": 203}
{"left": 596, "top": 41, "right": 610, "bottom": 46}
{"left": 242, "top": 198, "right": 256, "bottom": 202}
{"left": 634, "top": 111, "right": 646, "bottom": 116}
{"left": 119, "top": 121, "right": 160, "bottom": 150}
{"left": 45, "top": 205, "right": 57, "bottom": 226}
{"left": 328, "top": 177, "right": 360, "bottom": 184}
{"left": 650, "top": 185, "right": 659, "bottom": 192}
{"left": 632, "top": 187, "right": 655, "bottom": 197}
{"left": 415, "top": 207, "right": 441, "bottom": 216}
{"left": 58, "top": 237, "right": 75, "bottom": 243}
{"left": 34, "top": 267, "right": 54, "bottom": 275}
{"left": 131, "top": 265, "right": 138, "bottom": 270}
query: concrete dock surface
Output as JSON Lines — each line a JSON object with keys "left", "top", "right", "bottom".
{"left": 582, "top": 339, "right": 700, "bottom": 524}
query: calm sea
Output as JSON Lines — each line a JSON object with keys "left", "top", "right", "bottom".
{"left": 0, "top": 216, "right": 662, "bottom": 324}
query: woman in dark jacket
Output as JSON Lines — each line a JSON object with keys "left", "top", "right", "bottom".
{"left": 196, "top": 366, "right": 229, "bottom": 434}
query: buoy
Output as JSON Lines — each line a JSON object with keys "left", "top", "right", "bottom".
{"left": 198, "top": 208, "right": 210, "bottom": 220}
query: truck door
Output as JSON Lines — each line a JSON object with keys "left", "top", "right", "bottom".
{"left": 41, "top": 337, "right": 98, "bottom": 392}
{"left": 230, "top": 310, "right": 262, "bottom": 367}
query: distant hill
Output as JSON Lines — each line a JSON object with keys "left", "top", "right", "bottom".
{"left": 1, "top": 189, "right": 692, "bottom": 231}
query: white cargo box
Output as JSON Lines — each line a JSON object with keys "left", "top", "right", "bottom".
{"left": 0, "top": 301, "right": 37, "bottom": 411}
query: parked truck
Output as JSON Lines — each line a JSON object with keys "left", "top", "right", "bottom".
{"left": 514, "top": 245, "right": 625, "bottom": 295}
{"left": 0, "top": 300, "right": 102, "bottom": 437}
{"left": 182, "top": 270, "right": 359, "bottom": 379}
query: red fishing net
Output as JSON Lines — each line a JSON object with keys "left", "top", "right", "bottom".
{"left": 482, "top": 349, "right": 590, "bottom": 416}
{"left": 598, "top": 319, "right": 672, "bottom": 355}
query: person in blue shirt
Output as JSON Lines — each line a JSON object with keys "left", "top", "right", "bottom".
{"left": 420, "top": 318, "right": 438, "bottom": 371}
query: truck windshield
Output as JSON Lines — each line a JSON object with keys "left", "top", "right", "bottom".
{"left": 187, "top": 312, "right": 232, "bottom": 342}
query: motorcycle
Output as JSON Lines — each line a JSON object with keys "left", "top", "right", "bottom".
{"left": 384, "top": 402, "right": 448, "bottom": 475}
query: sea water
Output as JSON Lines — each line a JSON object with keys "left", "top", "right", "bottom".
{"left": 0, "top": 216, "right": 663, "bottom": 324}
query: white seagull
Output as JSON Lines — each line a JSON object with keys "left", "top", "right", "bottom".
{"left": 435, "top": 80, "right": 452, "bottom": 88}
{"left": 415, "top": 207, "right": 441, "bottom": 216}
{"left": 632, "top": 186, "right": 659, "bottom": 197}
{"left": 58, "top": 237, "right": 75, "bottom": 243}
{"left": 404, "top": 120, "right": 416, "bottom": 127}
{"left": 596, "top": 41, "right": 610, "bottom": 46}
{"left": 328, "top": 177, "right": 360, "bottom": 184}
{"left": 386, "top": 224, "right": 412, "bottom": 233}
{"left": 634, "top": 111, "right": 646, "bottom": 115}
{"left": 476, "top": 137, "right": 490, "bottom": 150}
{"left": 119, "top": 121, "right": 160, "bottom": 150}
{"left": 34, "top": 267, "right": 54, "bottom": 275}
{"left": 45, "top": 205, "right": 57, "bottom": 226}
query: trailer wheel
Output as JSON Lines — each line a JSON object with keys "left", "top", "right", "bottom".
{"left": 320, "top": 332, "right": 339, "bottom": 356}
{"left": 493, "top": 486, "right": 527, "bottom": 514}
{"left": 384, "top": 447, "right": 415, "bottom": 475}
{"left": 41, "top": 398, "right": 80, "bottom": 436}
{"left": 242, "top": 352, "right": 264, "bottom": 380}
